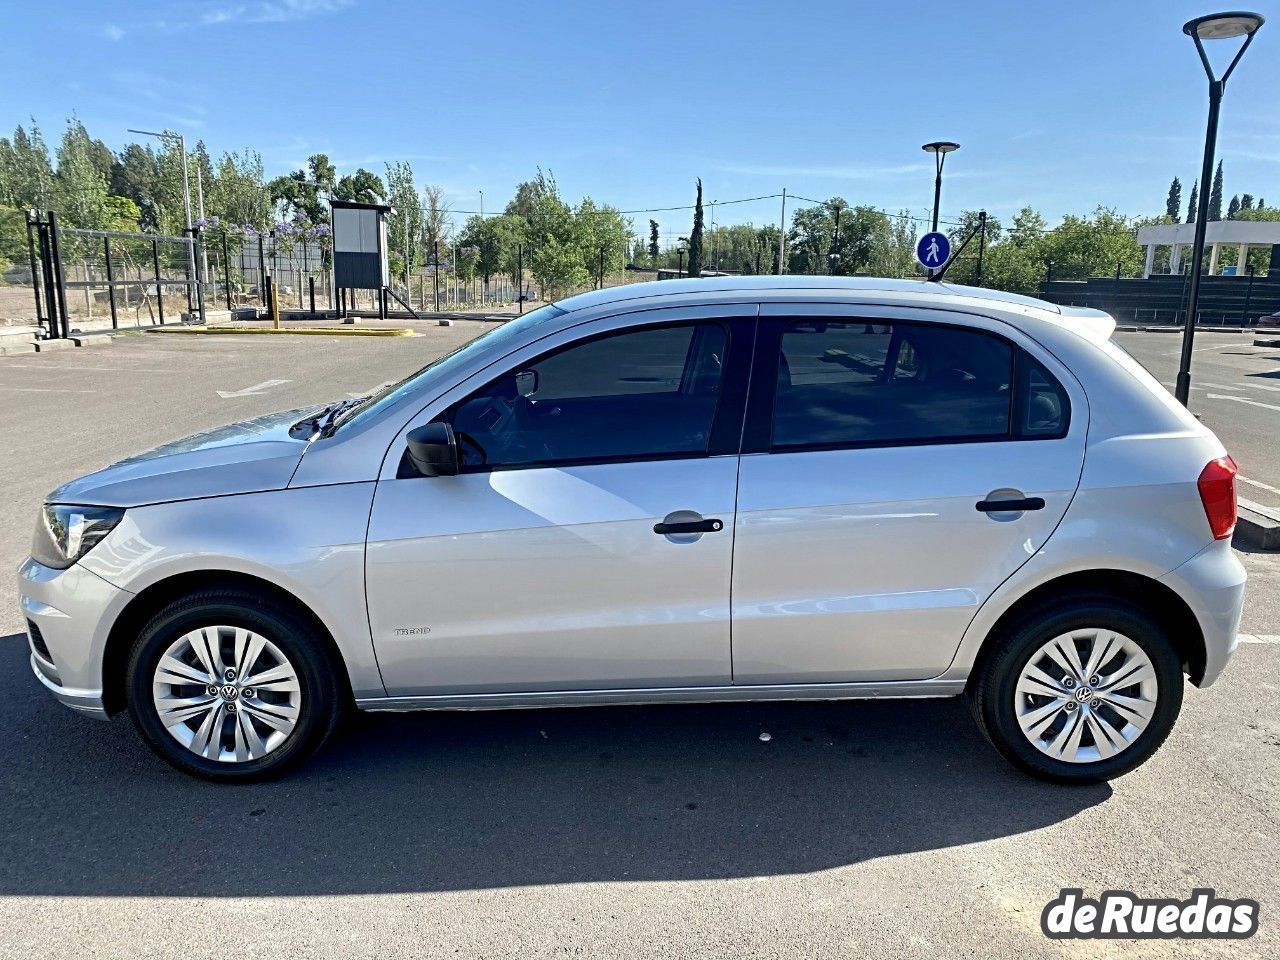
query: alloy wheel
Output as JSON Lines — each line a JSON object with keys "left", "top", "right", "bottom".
{"left": 1013, "top": 628, "right": 1158, "bottom": 764}
{"left": 151, "top": 625, "right": 303, "bottom": 763}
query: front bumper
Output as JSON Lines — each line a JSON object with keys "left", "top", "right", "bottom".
{"left": 1158, "top": 538, "right": 1247, "bottom": 688}
{"left": 17, "top": 557, "right": 132, "bottom": 720}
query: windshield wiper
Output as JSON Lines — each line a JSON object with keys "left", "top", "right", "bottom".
{"left": 318, "top": 396, "right": 369, "bottom": 438}
{"left": 290, "top": 397, "right": 365, "bottom": 441}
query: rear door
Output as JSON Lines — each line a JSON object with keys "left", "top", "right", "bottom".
{"left": 730, "top": 303, "right": 1087, "bottom": 684}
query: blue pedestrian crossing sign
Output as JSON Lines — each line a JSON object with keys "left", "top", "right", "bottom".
{"left": 916, "top": 231, "right": 951, "bottom": 269}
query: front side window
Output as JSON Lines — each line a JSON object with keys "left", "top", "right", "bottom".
{"left": 772, "top": 320, "right": 1014, "bottom": 448}
{"left": 441, "top": 322, "right": 727, "bottom": 470}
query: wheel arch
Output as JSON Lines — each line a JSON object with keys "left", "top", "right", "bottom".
{"left": 966, "top": 569, "right": 1208, "bottom": 690}
{"left": 101, "top": 570, "right": 354, "bottom": 716}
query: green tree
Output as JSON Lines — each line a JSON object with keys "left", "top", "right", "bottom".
{"left": 333, "top": 168, "right": 385, "bottom": 205}
{"left": 1240, "top": 194, "right": 1254, "bottom": 211}
{"left": 1208, "top": 160, "right": 1224, "bottom": 221}
{"left": 1227, "top": 194, "right": 1240, "bottom": 219}
{"left": 1186, "top": 180, "right": 1198, "bottom": 223}
{"left": 103, "top": 195, "right": 141, "bottom": 232}
{"left": 1165, "top": 177, "right": 1182, "bottom": 220}
{"left": 572, "top": 197, "right": 632, "bottom": 284}
{"left": 0, "top": 122, "right": 54, "bottom": 208}
{"left": 648, "top": 219, "right": 659, "bottom": 264}
{"left": 686, "top": 179, "right": 704, "bottom": 277}
{"left": 1039, "top": 207, "right": 1142, "bottom": 281}
{"left": 385, "top": 161, "right": 423, "bottom": 286}
{"left": 54, "top": 118, "right": 109, "bottom": 228}
{"left": 208, "top": 150, "right": 269, "bottom": 228}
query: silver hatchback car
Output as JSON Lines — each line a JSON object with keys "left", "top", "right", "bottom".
{"left": 20, "top": 278, "right": 1245, "bottom": 783}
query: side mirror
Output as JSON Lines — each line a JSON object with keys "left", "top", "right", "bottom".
{"left": 514, "top": 369, "right": 538, "bottom": 397}
{"left": 405, "top": 422, "right": 459, "bottom": 477}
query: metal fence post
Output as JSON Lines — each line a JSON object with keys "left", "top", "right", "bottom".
{"left": 221, "top": 230, "right": 233, "bottom": 310}
{"left": 309, "top": 275, "right": 316, "bottom": 314}
{"left": 104, "top": 236, "right": 118, "bottom": 330}
{"left": 46, "top": 210, "right": 72, "bottom": 339}
{"left": 24, "top": 210, "right": 46, "bottom": 335}
{"left": 152, "top": 238, "right": 165, "bottom": 326}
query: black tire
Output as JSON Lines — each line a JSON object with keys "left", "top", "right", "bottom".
{"left": 126, "top": 589, "right": 343, "bottom": 782}
{"left": 968, "top": 593, "right": 1184, "bottom": 784}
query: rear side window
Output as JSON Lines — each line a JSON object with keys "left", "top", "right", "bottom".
{"left": 1017, "top": 353, "right": 1070, "bottom": 437}
{"left": 772, "top": 320, "right": 1014, "bottom": 448}
{"left": 767, "top": 319, "right": 1071, "bottom": 449}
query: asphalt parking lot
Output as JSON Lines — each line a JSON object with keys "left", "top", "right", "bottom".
{"left": 0, "top": 326, "right": 1277, "bottom": 959}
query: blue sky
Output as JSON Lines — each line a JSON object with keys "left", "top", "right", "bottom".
{"left": 5, "top": 0, "right": 1278, "bottom": 239}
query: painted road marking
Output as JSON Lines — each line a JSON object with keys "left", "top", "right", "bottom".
{"left": 0, "top": 386, "right": 97, "bottom": 394}
{"left": 1239, "top": 635, "right": 1279, "bottom": 645}
{"left": 1239, "top": 475, "right": 1280, "bottom": 497}
{"left": 1206, "top": 393, "right": 1280, "bottom": 413}
{"left": 216, "top": 379, "right": 292, "bottom": 398}
{"left": 1200, "top": 380, "right": 1280, "bottom": 395}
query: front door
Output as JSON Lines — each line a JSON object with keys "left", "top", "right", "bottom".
{"left": 731, "top": 306, "right": 1087, "bottom": 684}
{"left": 366, "top": 315, "right": 752, "bottom": 696}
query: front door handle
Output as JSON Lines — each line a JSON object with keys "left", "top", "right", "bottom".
{"left": 976, "top": 497, "right": 1045, "bottom": 513}
{"left": 654, "top": 517, "right": 724, "bottom": 535}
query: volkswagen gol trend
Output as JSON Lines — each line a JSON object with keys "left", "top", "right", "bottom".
{"left": 20, "top": 278, "right": 1245, "bottom": 782}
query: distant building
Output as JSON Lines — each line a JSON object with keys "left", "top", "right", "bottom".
{"left": 1136, "top": 220, "right": 1280, "bottom": 278}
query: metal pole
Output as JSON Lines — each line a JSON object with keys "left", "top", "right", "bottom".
{"left": 777, "top": 188, "right": 787, "bottom": 274}
{"left": 677, "top": 249, "right": 684, "bottom": 278}
{"left": 309, "top": 275, "right": 316, "bottom": 314}
{"left": 931, "top": 153, "right": 944, "bottom": 233}
{"left": 46, "top": 210, "right": 71, "bottom": 339}
{"left": 1242, "top": 265, "right": 1255, "bottom": 326}
{"left": 152, "top": 238, "right": 165, "bottom": 326}
{"left": 221, "top": 230, "right": 233, "bottom": 310}
{"left": 433, "top": 240, "right": 440, "bottom": 312}
{"left": 598, "top": 245, "right": 605, "bottom": 289}
{"left": 38, "top": 221, "right": 59, "bottom": 337}
{"left": 24, "top": 210, "right": 44, "bottom": 332}
{"left": 1175, "top": 80, "right": 1222, "bottom": 406}
{"left": 516, "top": 243, "right": 523, "bottom": 315}
{"left": 975, "top": 211, "right": 987, "bottom": 286}
{"left": 104, "top": 236, "right": 118, "bottom": 330}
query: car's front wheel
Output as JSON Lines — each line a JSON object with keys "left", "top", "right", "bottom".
{"left": 126, "top": 589, "right": 342, "bottom": 781}
{"left": 970, "top": 595, "right": 1184, "bottom": 784}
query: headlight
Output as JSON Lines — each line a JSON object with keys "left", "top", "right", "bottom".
{"left": 31, "top": 504, "right": 125, "bottom": 569}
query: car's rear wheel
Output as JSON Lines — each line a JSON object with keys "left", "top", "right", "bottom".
{"left": 970, "top": 595, "right": 1184, "bottom": 784}
{"left": 127, "top": 590, "right": 342, "bottom": 781}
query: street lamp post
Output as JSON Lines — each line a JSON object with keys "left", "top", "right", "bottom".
{"left": 921, "top": 141, "right": 960, "bottom": 234}
{"left": 1175, "top": 11, "right": 1264, "bottom": 407}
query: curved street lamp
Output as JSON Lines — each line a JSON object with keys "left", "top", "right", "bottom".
{"left": 1175, "top": 10, "right": 1264, "bottom": 406}
{"left": 921, "top": 141, "right": 960, "bottom": 233}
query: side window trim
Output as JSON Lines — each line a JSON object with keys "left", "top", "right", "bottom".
{"left": 744, "top": 314, "right": 1070, "bottom": 455}
{"left": 438, "top": 317, "right": 753, "bottom": 474}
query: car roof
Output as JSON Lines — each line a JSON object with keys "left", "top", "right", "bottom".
{"left": 554, "top": 275, "right": 1063, "bottom": 315}
{"left": 552, "top": 275, "right": 1122, "bottom": 344}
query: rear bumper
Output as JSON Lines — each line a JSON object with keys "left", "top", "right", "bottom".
{"left": 1159, "top": 538, "right": 1247, "bottom": 688}
{"left": 17, "top": 557, "right": 131, "bottom": 719}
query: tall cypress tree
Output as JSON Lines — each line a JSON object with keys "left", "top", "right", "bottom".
{"left": 1240, "top": 194, "right": 1254, "bottom": 211}
{"left": 647, "top": 219, "right": 659, "bottom": 264}
{"left": 1165, "top": 177, "right": 1182, "bottom": 220}
{"left": 1227, "top": 195, "right": 1241, "bottom": 219}
{"left": 1186, "top": 180, "right": 1198, "bottom": 223}
{"left": 1208, "top": 160, "right": 1224, "bottom": 221}
{"left": 686, "top": 179, "right": 704, "bottom": 278}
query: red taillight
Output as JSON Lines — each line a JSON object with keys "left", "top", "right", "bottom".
{"left": 1198, "top": 456, "right": 1238, "bottom": 540}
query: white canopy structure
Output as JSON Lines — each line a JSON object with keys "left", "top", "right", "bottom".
{"left": 1137, "top": 220, "right": 1280, "bottom": 278}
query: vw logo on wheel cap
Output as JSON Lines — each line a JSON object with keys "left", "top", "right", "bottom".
{"left": 220, "top": 684, "right": 239, "bottom": 700}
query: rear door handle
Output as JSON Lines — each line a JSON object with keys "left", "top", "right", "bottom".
{"left": 653, "top": 518, "right": 724, "bottom": 535}
{"left": 976, "top": 497, "right": 1045, "bottom": 513}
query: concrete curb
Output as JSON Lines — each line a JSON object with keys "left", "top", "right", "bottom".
{"left": 146, "top": 326, "right": 414, "bottom": 338}
{"left": 1236, "top": 498, "right": 1280, "bottom": 551}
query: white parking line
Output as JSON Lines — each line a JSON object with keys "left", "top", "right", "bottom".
{"left": 215, "top": 379, "right": 292, "bottom": 398}
{"left": 1239, "top": 475, "right": 1280, "bottom": 497}
{"left": 1206, "top": 393, "right": 1280, "bottom": 413}
{"left": 1200, "top": 380, "right": 1280, "bottom": 394}
{"left": 1239, "top": 635, "right": 1279, "bottom": 645}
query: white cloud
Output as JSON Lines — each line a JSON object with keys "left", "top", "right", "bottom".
{"left": 102, "top": 24, "right": 126, "bottom": 41}
{"left": 199, "top": 0, "right": 355, "bottom": 26}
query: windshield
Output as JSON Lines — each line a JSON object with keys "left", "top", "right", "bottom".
{"left": 330, "top": 303, "right": 567, "bottom": 432}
